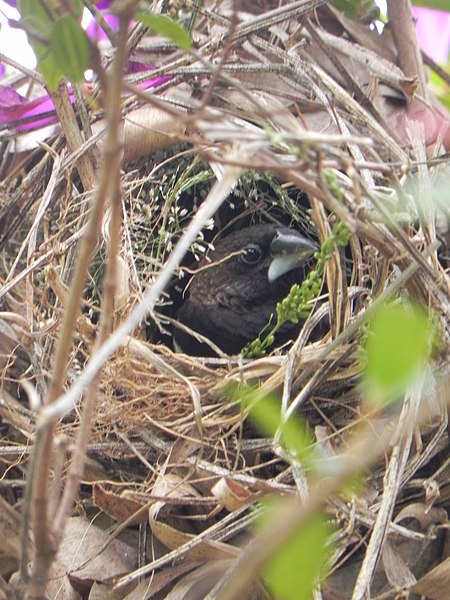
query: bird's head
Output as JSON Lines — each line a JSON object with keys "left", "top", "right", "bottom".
{"left": 188, "top": 224, "right": 317, "bottom": 306}
{"left": 175, "top": 224, "right": 318, "bottom": 355}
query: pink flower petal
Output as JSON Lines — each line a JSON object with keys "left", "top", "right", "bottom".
{"left": 412, "top": 7, "right": 450, "bottom": 64}
{"left": 0, "top": 67, "right": 169, "bottom": 132}
{"left": 85, "top": 13, "right": 120, "bottom": 41}
{"left": 0, "top": 86, "right": 62, "bottom": 131}
{"left": 0, "top": 86, "right": 47, "bottom": 123}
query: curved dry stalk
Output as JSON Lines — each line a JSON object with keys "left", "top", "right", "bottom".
{"left": 37, "top": 163, "right": 245, "bottom": 428}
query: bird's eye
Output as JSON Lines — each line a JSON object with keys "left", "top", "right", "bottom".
{"left": 241, "top": 244, "right": 262, "bottom": 265}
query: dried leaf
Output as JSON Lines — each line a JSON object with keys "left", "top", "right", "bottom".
{"left": 93, "top": 484, "right": 148, "bottom": 524}
{"left": 165, "top": 560, "right": 230, "bottom": 600}
{"left": 114, "top": 255, "right": 131, "bottom": 312}
{"left": 381, "top": 538, "right": 416, "bottom": 589}
{"left": 211, "top": 477, "right": 253, "bottom": 511}
{"left": 149, "top": 518, "right": 238, "bottom": 562}
{"left": 0, "top": 496, "right": 21, "bottom": 575}
{"left": 151, "top": 472, "right": 201, "bottom": 502}
{"left": 92, "top": 101, "right": 188, "bottom": 164}
{"left": 123, "top": 563, "right": 197, "bottom": 599}
{"left": 411, "top": 557, "right": 450, "bottom": 600}
{"left": 88, "top": 580, "right": 133, "bottom": 600}
{"left": 394, "top": 502, "right": 448, "bottom": 530}
{"left": 56, "top": 516, "right": 136, "bottom": 592}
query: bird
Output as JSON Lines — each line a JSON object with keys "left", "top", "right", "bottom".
{"left": 174, "top": 224, "right": 317, "bottom": 356}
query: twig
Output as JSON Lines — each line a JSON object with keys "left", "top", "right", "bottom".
{"left": 387, "top": 0, "right": 427, "bottom": 99}
{"left": 52, "top": 11, "right": 131, "bottom": 542}
{"left": 22, "top": 9, "right": 133, "bottom": 600}
{"left": 38, "top": 163, "right": 245, "bottom": 426}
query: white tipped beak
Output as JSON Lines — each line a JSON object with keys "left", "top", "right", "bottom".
{"left": 268, "top": 231, "right": 317, "bottom": 283}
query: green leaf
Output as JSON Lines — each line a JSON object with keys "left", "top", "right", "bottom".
{"left": 362, "top": 301, "right": 435, "bottom": 405}
{"left": 263, "top": 510, "right": 333, "bottom": 600}
{"left": 18, "top": 0, "right": 62, "bottom": 91}
{"left": 50, "top": 15, "right": 91, "bottom": 84}
{"left": 436, "top": 92, "right": 450, "bottom": 112}
{"left": 331, "top": 0, "right": 374, "bottom": 20}
{"left": 18, "top": 0, "right": 53, "bottom": 71}
{"left": 135, "top": 12, "right": 192, "bottom": 51}
{"left": 230, "top": 385, "right": 315, "bottom": 466}
{"left": 19, "top": 0, "right": 54, "bottom": 36}
{"left": 70, "top": 0, "right": 85, "bottom": 19}
{"left": 38, "top": 49, "right": 64, "bottom": 91}
{"left": 429, "top": 70, "right": 450, "bottom": 107}
{"left": 412, "top": 1, "right": 450, "bottom": 11}
{"left": 18, "top": 2, "right": 88, "bottom": 90}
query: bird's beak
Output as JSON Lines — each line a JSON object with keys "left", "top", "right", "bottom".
{"left": 268, "top": 230, "right": 317, "bottom": 283}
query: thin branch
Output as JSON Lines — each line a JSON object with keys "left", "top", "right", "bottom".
{"left": 387, "top": 0, "right": 428, "bottom": 98}
{"left": 52, "top": 11, "right": 131, "bottom": 541}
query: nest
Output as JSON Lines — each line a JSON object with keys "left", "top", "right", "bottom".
{"left": 0, "top": 2, "right": 449, "bottom": 599}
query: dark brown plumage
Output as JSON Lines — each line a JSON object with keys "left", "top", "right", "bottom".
{"left": 174, "top": 224, "right": 317, "bottom": 356}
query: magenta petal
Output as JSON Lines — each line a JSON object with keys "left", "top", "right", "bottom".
{"left": 0, "top": 86, "right": 57, "bottom": 130}
{"left": 0, "top": 86, "right": 40, "bottom": 123}
{"left": 0, "top": 67, "right": 168, "bottom": 133}
{"left": 85, "top": 13, "right": 121, "bottom": 40}
{"left": 412, "top": 7, "right": 450, "bottom": 64}
{"left": 126, "top": 62, "right": 171, "bottom": 87}
{"left": 95, "top": 0, "right": 113, "bottom": 8}
{"left": 128, "top": 61, "right": 154, "bottom": 74}
{"left": 15, "top": 97, "right": 59, "bottom": 131}
{"left": 85, "top": 0, "right": 121, "bottom": 41}
{"left": 140, "top": 75, "right": 171, "bottom": 90}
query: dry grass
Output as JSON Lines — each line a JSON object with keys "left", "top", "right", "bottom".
{"left": 0, "top": 2, "right": 449, "bottom": 599}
